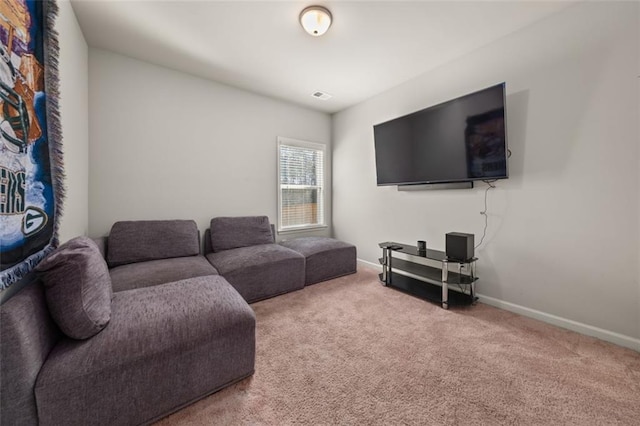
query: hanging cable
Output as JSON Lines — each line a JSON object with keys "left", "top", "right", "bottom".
{"left": 475, "top": 180, "right": 496, "bottom": 249}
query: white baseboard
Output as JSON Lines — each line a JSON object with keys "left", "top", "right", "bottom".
{"left": 358, "top": 259, "right": 382, "bottom": 270}
{"left": 477, "top": 295, "right": 640, "bottom": 351}
{"left": 357, "top": 258, "right": 640, "bottom": 352}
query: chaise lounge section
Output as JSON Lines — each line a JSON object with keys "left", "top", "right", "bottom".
{"left": 35, "top": 275, "right": 255, "bottom": 426}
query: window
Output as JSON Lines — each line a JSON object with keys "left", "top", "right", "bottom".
{"left": 277, "top": 137, "right": 326, "bottom": 232}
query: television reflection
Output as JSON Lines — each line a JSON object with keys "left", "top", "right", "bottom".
{"left": 465, "top": 108, "right": 507, "bottom": 179}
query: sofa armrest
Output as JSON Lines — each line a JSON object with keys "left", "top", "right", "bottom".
{"left": 1, "top": 281, "right": 61, "bottom": 426}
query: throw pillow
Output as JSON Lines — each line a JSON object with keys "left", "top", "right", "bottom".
{"left": 35, "top": 236, "right": 113, "bottom": 339}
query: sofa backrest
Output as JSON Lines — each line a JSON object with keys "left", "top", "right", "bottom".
{"left": 107, "top": 220, "right": 200, "bottom": 267}
{"left": 1, "top": 280, "right": 61, "bottom": 425}
{"left": 203, "top": 224, "right": 276, "bottom": 254}
{"left": 208, "top": 216, "right": 275, "bottom": 253}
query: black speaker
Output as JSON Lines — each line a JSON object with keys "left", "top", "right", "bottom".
{"left": 446, "top": 232, "right": 475, "bottom": 261}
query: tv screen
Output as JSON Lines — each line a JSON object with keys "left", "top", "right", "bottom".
{"left": 373, "top": 83, "right": 508, "bottom": 186}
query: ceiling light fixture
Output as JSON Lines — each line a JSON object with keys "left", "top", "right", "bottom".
{"left": 299, "top": 6, "right": 332, "bottom": 37}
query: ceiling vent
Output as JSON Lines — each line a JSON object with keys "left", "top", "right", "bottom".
{"left": 311, "top": 91, "right": 332, "bottom": 101}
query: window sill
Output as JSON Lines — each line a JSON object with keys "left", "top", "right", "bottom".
{"left": 277, "top": 224, "right": 328, "bottom": 235}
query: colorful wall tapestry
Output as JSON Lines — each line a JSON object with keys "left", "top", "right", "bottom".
{"left": 0, "top": 0, "right": 62, "bottom": 289}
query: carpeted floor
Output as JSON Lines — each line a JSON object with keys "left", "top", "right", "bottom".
{"left": 156, "top": 265, "right": 640, "bottom": 425}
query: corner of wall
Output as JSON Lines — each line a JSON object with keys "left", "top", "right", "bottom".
{"left": 56, "top": 0, "right": 90, "bottom": 242}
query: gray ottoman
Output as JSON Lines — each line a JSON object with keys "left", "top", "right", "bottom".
{"left": 280, "top": 237, "right": 357, "bottom": 285}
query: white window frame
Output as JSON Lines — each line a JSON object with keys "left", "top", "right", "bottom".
{"left": 277, "top": 136, "right": 327, "bottom": 233}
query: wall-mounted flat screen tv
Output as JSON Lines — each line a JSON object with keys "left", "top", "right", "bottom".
{"left": 373, "top": 83, "right": 508, "bottom": 186}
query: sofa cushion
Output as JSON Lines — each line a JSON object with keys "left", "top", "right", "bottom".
{"left": 35, "top": 236, "right": 112, "bottom": 340}
{"left": 210, "top": 216, "right": 273, "bottom": 252}
{"left": 110, "top": 256, "right": 218, "bottom": 292}
{"left": 107, "top": 220, "right": 200, "bottom": 267}
{"left": 34, "top": 276, "right": 256, "bottom": 426}
{"left": 206, "top": 244, "right": 305, "bottom": 303}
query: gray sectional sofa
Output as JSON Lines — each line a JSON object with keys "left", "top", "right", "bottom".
{"left": 1, "top": 216, "right": 356, "bottom": 425}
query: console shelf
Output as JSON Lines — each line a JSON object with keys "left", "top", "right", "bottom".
{"left": 378, "top": 242, "right": 478, "bottom": 309}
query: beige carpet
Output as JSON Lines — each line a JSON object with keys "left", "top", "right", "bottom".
{"left": 157, "top": 266, "right": 640, "bottom": 425}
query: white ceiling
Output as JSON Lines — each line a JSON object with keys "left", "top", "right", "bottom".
{"left": 70, "top": 0, "right": 576, "bottom": 113}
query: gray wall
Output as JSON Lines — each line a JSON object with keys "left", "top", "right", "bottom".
{"left": 88, "top": 49, "right": 332, "bottom": 238}
{"left": 332, "top": 2, "right": 639, "bottom": 347}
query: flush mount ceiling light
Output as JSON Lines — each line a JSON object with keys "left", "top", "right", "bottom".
{"left": 299, "top": 6, "right": 332, "bottom": 37}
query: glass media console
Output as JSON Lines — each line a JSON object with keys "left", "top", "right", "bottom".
{"left": 378, "top": 242, "right": 478, "bottom": 309}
